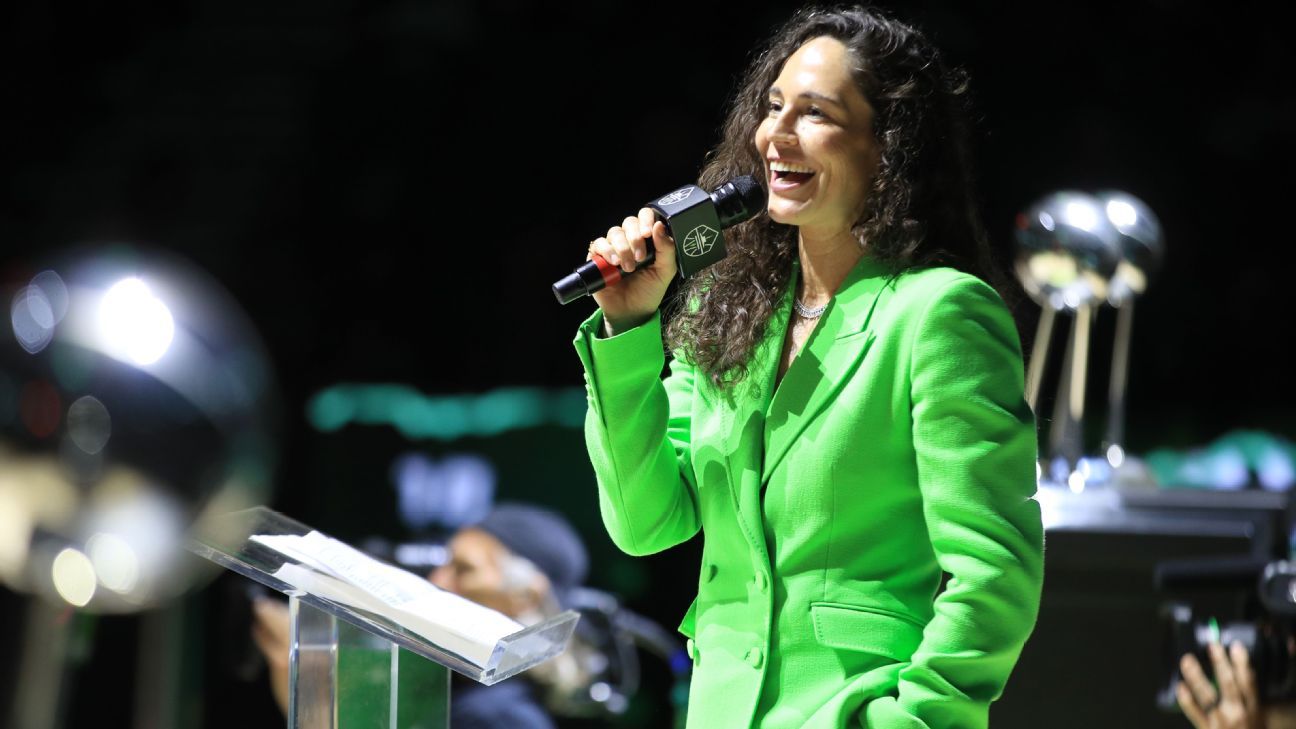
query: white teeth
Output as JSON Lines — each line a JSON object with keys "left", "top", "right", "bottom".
{"left": 770, "top": 160, "right": 814, "bottom": 174}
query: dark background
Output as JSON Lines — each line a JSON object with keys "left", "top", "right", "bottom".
{"left": 1, "top": 0, "right": 1293, "bottom": 727}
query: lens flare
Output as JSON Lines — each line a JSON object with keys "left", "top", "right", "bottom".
{"left": 67, "top": 395, "right": 111, "bottom": 455}
{"left": 11, "top": 286, "right": 56, "bottom": 354}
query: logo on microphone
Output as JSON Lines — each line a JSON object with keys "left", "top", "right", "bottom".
{"left": 658, "top": 187, "right": 696, "bottom": 206}
{"left": 681, "top": 225, "right": 718, "bottom": 258}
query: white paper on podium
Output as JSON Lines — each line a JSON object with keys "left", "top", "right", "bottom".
{"left": 252, "top": 531, "right": 522, "bottom": 667}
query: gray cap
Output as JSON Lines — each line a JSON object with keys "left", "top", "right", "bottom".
{"left": 474, "top": 503, "right": 589, "bottom": 594}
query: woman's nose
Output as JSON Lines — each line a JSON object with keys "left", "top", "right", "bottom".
{"left": 770, "top": 113, "right": 798, "bottom": 146}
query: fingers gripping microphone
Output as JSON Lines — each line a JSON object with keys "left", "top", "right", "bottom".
{"left": 552, "top": 176, "right": 766, "bottom": 304}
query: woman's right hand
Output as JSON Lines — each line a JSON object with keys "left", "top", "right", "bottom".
{"left": 589, "top": 207, "right": 677, "bottom": 336}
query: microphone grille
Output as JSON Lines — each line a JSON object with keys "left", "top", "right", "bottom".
{"left": 731, "top": 175, "right": 766, "bottom": 214}
{"left": 713, "top": 174, "right": 767, "bottom": 227}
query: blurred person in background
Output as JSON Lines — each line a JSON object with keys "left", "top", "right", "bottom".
{"left": 251, "top": 502, "right": 591, "bottom": 729}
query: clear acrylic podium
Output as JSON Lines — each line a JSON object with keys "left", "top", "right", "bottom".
{"left": 188, "top": 507, "right": 579, "bottom": 728}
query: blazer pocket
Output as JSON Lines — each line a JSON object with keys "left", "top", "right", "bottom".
{"left": 810, "top": 602, "right": 926, "bottom": 662}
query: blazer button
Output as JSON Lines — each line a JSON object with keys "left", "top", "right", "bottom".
{"left": 754, "top": 571, "right": 768, "bottom": 592}
{"left": 705, "top": 563, "right": 718, "bottom": 583}
{"left": 745, "top": 647, "right": 764, "bottom": 669}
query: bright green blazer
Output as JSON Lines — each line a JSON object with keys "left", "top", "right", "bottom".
{"left": 572, "top": 254, "right": 1044, "bottom": 729}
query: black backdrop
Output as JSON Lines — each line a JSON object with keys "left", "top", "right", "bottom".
{"left": 1, "top": 0, "right": 1294, "bottom": 727}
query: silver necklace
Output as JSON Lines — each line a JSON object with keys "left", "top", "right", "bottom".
{"left": 793, "top": 298, "right": 828, "bottom": 319}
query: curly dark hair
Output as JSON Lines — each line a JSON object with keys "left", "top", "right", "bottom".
{"left": 665, "top": 5, "right": 1003, "bottom": 388}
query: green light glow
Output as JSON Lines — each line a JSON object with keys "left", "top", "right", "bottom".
{"left": 306, "top": 384, "right": 587, "bottom": 440}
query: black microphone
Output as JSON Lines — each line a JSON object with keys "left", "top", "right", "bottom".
{"left": 552, "top": 175, "right": 766, "bottom": 304}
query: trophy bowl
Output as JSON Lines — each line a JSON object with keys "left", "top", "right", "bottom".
{"left": 0, "top": 245, "right": 279, "bottom": 612}
{"left": 1095, "top": 189, "right": 1165, "bottom": 305}
{"left": 1014, "top": 190, "right": 1124, "bottom": 311}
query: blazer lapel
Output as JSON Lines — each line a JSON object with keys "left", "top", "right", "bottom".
{"left": 716, "top": 283, "right": 789, "bottom": 561}
{"left": 762, "top": 254, "right": 892, "bottom": 483}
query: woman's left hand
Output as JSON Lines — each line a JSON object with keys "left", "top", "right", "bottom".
{"left": 1178, "top": 641, "right": 1263, "bottom": 729}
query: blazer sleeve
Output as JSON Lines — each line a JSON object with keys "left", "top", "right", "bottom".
{"left": 869, "top": 276, "right": 1045, "bottom": 729}
{"left": 572, "top": 309, "right": 701, "bottom": 556}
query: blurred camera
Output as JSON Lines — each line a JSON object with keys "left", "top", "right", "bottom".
{"left": 1157, "top": 557, "right": 1296, "bottom": 708}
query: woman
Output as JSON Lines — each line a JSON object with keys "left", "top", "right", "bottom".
{"left": 573, "top": 6, "right": 1043, "bottom": 728}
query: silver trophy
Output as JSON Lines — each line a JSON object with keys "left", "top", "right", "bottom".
{"left": 1014, "top": 191, "right": 1123, "bottom": 484}
{"left": 2, "top": 248, "right": 279, "bottom": 612}
{"left": 1, "top": 247, "right": 279, "bottom": 727}
{"left": 1094, "top": 190, "right": 1164, "bottom": 469}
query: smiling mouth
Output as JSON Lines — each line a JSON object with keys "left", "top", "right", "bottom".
{"left": 774, "top": 170, "right": 814, "bottom": 184}
{"left": 769, "top": 161, "right": 815, "bottom": 186}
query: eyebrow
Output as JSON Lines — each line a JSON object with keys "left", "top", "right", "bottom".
{"left": 768, "top": 86, "right": 845, "bottom": 108}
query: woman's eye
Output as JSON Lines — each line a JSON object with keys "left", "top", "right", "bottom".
{"left": 807, "top": 106, "right": 824, "bottom": 118}
{"left": 767, "top": 100, "right": 783, "bottom": 114}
